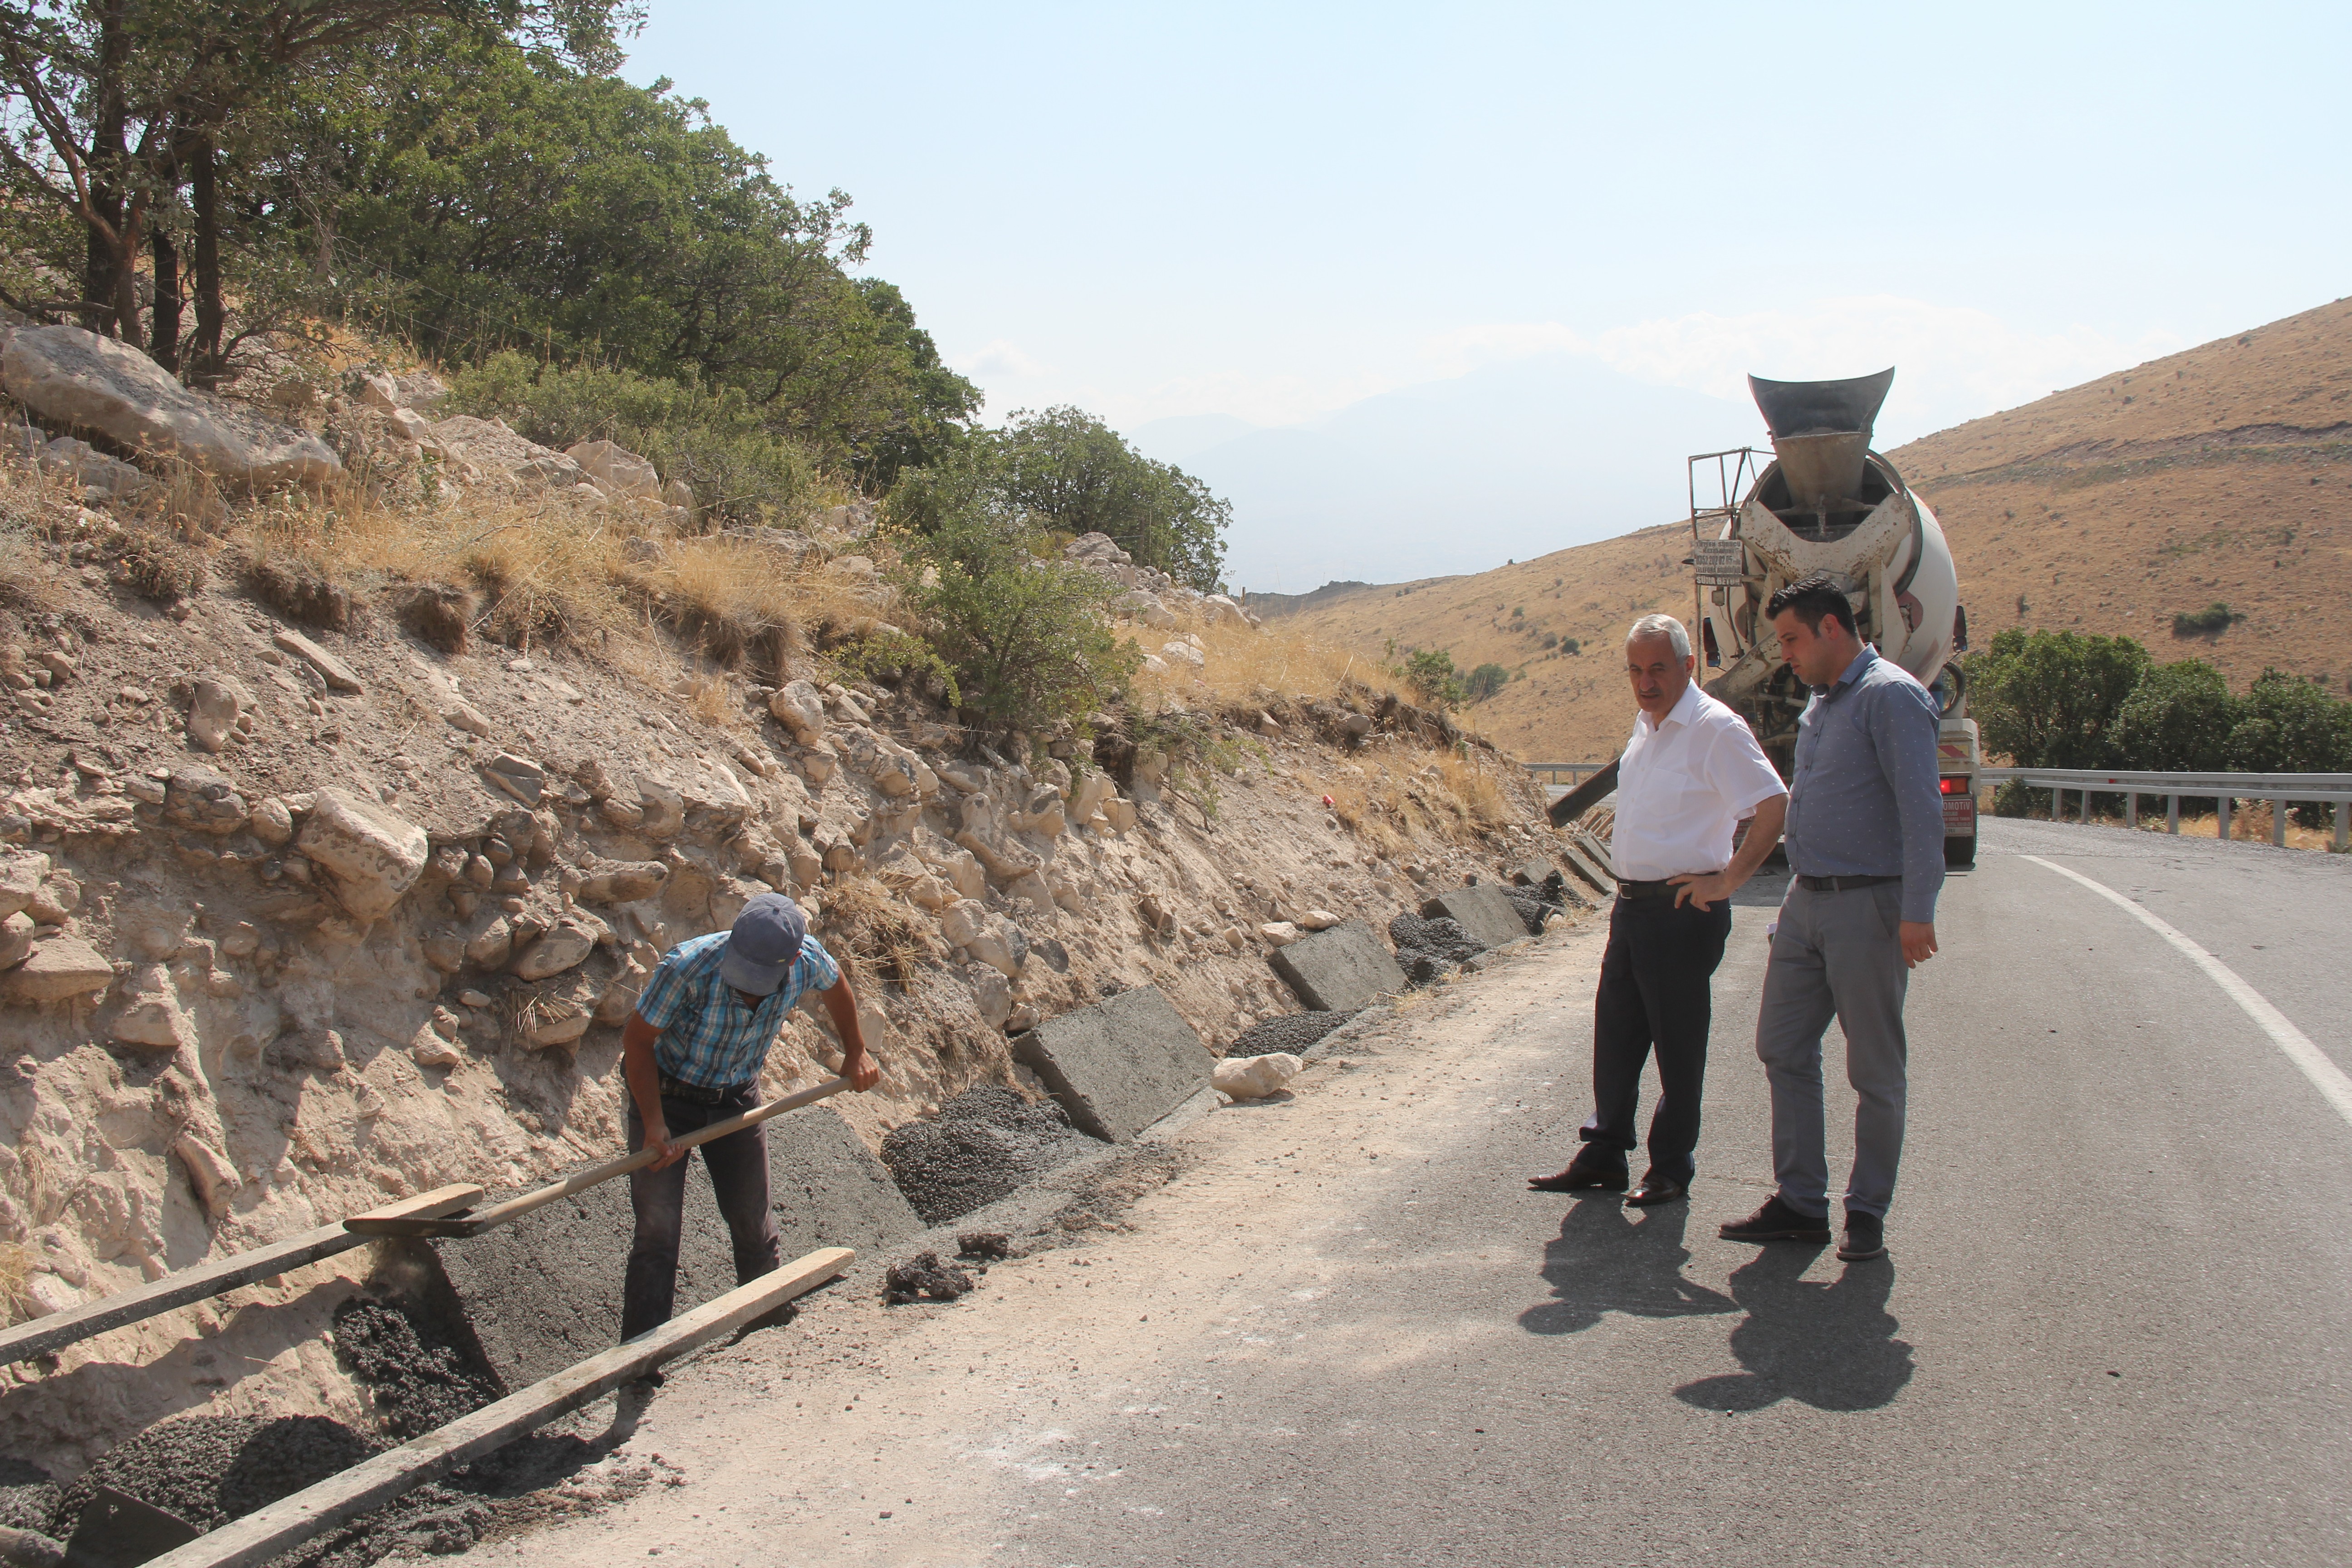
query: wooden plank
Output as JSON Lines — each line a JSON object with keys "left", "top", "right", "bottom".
{"left": 0, "top": 1183, "right": 482, "bottom": 1367}
{"left": 1545, "top": 758, "right": 1618, "bottom": 829}
{"left": 344, "top": 1077, "right": 853, "bottom": 1239}
{"left": 144, "top": 1246, "right": 855, "bottom": 1568}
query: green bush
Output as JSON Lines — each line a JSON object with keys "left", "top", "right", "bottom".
{"left": 2110, "top": 660, "right": 2239, "bottom": 772}
{"left": 1965, "top": 627, "right": 2149, "bottom": 767}
{"left": 1401, "top": 648, "right": 1466, "bottom": 709}
{"left": 446, "top": 353, "right": 817, "bottom": 526}
{"left": 896, "top": 511, "right": 1139, "bottom": 735}
{"left": 2171, "top": 602, "right": 2244, "bottom": 637}
{"left": 1465, "top": 662, "right": 1510, "bottom": 703}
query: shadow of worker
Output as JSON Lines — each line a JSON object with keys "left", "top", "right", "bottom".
{"left": 1675, "top": 1247, "right": 1913, "bottom": 1412}
{"left": 1519, "top": 1197, "right": 1737, "bottom": 1336}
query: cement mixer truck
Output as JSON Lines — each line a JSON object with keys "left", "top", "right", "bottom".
{"left": 1551, "top": 368, "right": 1981, "bottom": 865}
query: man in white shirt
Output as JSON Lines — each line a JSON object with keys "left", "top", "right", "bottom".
{"left": 1530, "top": 614, "right": 1788, "bottom": 1205}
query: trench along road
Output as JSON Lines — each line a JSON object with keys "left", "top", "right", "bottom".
{"left": 402, "top": 817, "right": 2352, "bottom": 1568}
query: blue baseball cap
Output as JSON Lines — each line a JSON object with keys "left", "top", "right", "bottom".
{"left": 719, "top": 893, "right": 807, "bottom": 995}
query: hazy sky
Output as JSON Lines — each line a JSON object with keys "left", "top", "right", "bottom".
{"left": 623, "top": 2, "right": 2348, "bottom": 578}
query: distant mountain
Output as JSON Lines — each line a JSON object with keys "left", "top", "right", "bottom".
{"left": 1128, "top": 354, "right": 1760, "bottom": 593}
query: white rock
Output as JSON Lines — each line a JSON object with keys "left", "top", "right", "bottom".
{"left": 0, "top": 911, "right": 32, "bottom": 970}
{"left": 110, "top": 968, "right": 194, "bottom": 1051}
{"left": 411, "top": 1023, "right": 464, "bottom": 1068}
{"left": 1213, "top": 1051, "right": 1302, "bottom": 1099}
{"left": 272, "top": 627, "right": 364, "bottom": 693}
{"left": 2, "top": 935, "right": 113, "bottom": 1004}
{"left": 939, "top": 898, "right": 986, "bottom": 948}
{"left": 248, "top": 796, "right": 295, "bottom": 847}
{"left": 768, "top": 679, "right": 827, "bottom": 744}
{"left": 358, "top": 373, "right": 402, "bottom": 411}
{"left": 173, "top": 1132, "right": 242, "bottom": 1215}
{"left": 510, "top": 921, "right": 596, "bottom": 980}
{"left": 966, "top": 927, "right": 1020, "bottom": 979}
{"left": 1099, "top": 797, "right": 1138, "bottom": 833}
{"left": 521, "top": 999, "right": 592, "bottom": 1049}
{"left": 1161, "top": 640, "right": 1205, "bottom": 669}
{"left": 1259, "top": 921, "right": 1302, "bottom": 947}
{"left": 969, "top": 966, "right": 1012, "bottom": 1029}
{"left": 1298, "top": 909, "right": 1343, "bottom": 931}
{"left": 1139, "top": 654, "right": 1171, "bottom": 676}
{"left": 564, "top": 439, "right": 662, "bottom": 500}
{"left": 426, "top": 415, "right": 592, "bottom": 488}
{"left": 296, "top": 789, "right": 429, "bottom": 923}
{"left": 443, "top": 700, "right": 491, "bottom": 735}
{"left": 1, "top": 325, "right": 342, "bottom": 488}
{"left": 38, "top": 435, "right": 147, "bottom": 500}
{"left": 387, "top": 407, "right": 436, "bottom": 445}
{"left": 0, "top": 850, "right": 49, "bottom": 919}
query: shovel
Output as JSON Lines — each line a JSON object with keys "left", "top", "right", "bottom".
{"left": 343, "top": 1076, "right": 854, "bottom": 1240}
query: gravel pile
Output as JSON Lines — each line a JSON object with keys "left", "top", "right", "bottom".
{"left": 1387, "top": 912, "right": 1483, "bottom": 986}
{"left": 1224, "top": 1009, "right": 1359, "bottom": 1058}
{"left": 884, "top": 1250, "right": 976, "bottom": 1304}
{"left": 1504, "top": 884, "right": 1563, "bottom": 936}
{"left": 332, "top": 1297, "right": 503, "bottom": 1439}
{"left": 880, "top": 1085, "right": 1102, "bottom": 1224}
{"left": 0, "top": 1458, "right": 58, "bottom": 1533}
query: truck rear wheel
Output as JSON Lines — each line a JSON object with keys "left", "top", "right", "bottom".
{"left": 1945, "top": 835, "right": 1976, "bottom": 868}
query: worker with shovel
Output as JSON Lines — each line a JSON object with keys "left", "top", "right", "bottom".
{"left": 620, "top": 893, "right": 882, "bottom": 1347}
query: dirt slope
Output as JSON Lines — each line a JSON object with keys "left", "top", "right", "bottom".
{"left": 1279, "top": 296, "right": 2352, "bottom": 764}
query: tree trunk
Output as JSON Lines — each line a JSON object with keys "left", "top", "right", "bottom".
{"left": 81, "top": 186, "right": 127, "bottom": 336}
{"left": 149, "top": 227, "right": 182, "bottom": 373}
{"left": 189, "top": 135, "right": 226, "bottom": 386}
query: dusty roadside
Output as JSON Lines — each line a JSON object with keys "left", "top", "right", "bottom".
{"left": 384, "top": 913, "right": 1611, "bottom": 1567}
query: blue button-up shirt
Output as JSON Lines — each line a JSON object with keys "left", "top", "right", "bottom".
{"left": 1784, "top": 645, "right": 1947, "bottom": 924}
{"left": 634, "top": 930, "right": 842, "bottom": 1089}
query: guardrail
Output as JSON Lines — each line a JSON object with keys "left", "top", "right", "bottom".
{"left": 1525, "top": 762, "right": 1607, "bottom": 786}
{"left": 1978, "top": 767, "right": 2352, "bottom": 850}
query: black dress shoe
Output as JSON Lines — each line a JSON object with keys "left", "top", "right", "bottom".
{"left": 1528, "top": 1160, "right": 1629, "bottom": 1193}
{"left": 1625, "top": 1174, "right": 1686, "bottom": 1206}
{"left": 1838, "top": 1210, "right": 1886, "bottom": 1261}
{"left": 1718, "top": 1195, "right": 1831, "bottom": 1243}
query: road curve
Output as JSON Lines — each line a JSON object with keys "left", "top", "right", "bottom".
{"left": 441, "top": 817, "right": 2352, "bottom": 1568}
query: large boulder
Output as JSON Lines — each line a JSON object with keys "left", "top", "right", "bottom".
{"left": 0, "top": 325, "right": 341, "bottom": 489}
{"left": 564, "top": 439, "right": 661, "bottom": 500}
{"left": 426, "top": 415, "right": 592, "bottom": 488}
{"left": 294, "top": 788, "right": 429, "bottom": 923}
{"left": 1, "top": 936, "right": 113, "bottom": 1004}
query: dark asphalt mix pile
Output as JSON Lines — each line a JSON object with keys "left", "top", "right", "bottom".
{"left": 1388, "top": 912, "right": 1484, "bottom": 985}
{"left": 880, "top": 1085, "right": 1104, "bottom": 1224}
{"left": 331, "top": 1297, "right": 504, "bottom": 1440}
{"left": 1225, "top": 1009, "right": 1360, "bottom": 1058}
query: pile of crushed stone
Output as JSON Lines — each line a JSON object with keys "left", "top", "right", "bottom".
{"left": 1225, "top": 1009, "right": 1359, "bottom": 1058}
{"left": 884, "top": 1250, "right": 976, "bottom": 1304}
{"left": 1504, "top": 882, "right": 1564, "bottom": 936}
{"left": 0, "top": 1458, "right": 59, "bottom": 1533}
{"left": 332, "top": 1297, "right": 504, "bottom": 1439}
{"left": 1388, "top": 912, "right": 1484, "bottom": 986}
{"left": 880, "top": 1085, "right": 1103, "bottom": 1224}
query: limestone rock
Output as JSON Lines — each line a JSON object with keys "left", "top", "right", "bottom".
{"left": 248, "top": 795, "right": 295, "bottom": 846}
{"left": 1160, "top": 639, "right": 1205, "bottom": 670}
{"left": 1298, "top": 909, "right": 1343, "bottom": 931}
{"left": 110, "top": 970, "right": 195, "bottom": 1050}
{"left": 969, "top": 965, "right": 1012, "bottom": 1030}
{"left": 466, "top": 916, "right": 513, "bottom": 969}
{"left": 38, "top": 435, "right": 148, "bottom": 501}
{"left": 1259, "top": 921, "right": 1302, "bottom": 948}
{"left": 576, "top": 859, "right": 668, "bottom": 904}
{"left": 420, "top": 935, "right": 466, "bottom": 973}
{"left": 426, "top": 415, "right": 591, "bottom": 488}
{"left": 520, "top": 997, "right": 592, "bottom": 1050}
{"left": 1069, "top": 772, "right": 1114, "bottom": 827}
{"left": 295, "top": 788, "right": 429, "bottom": 923}
{"left": 411, "top": 1023, "right": 463, "bottom": 1068}
{"left": 0, "top": 911, "right": 31, "bottom": 970}
{"left": 1064, "top": 531, "right": 1132, "bottom": 567}
{"left": 510, "top": 921, "right": 596, "bottom": 981}
{"left": 481, "top": 752, "right": 545, "bottom": 805}
{"left": 0, "top": 850, "right": 47, "bottom": 919}
{"left": 768, "top": 679, "right": 827, "bottom": 744}
{"left": 0, "top": 325, "right": 342, "bottom": 488}
{"left": 1137, "top": 895, "right": 1177, "bottom": 941}
{"left": 796, "top": 743, "right": 837, "bottom": 786}
{"left": 634, "top": 775, "right": 685, "bottom": 840}
{"left": 271, "top": 628, "right": 364, "bottom": 694}
{"left": 564, "top": 439, "right": 662, "bottom": 499}
{"left": 1213, "top": 1051, "right": 1302, "bottom": 1100}
{"left": 1099, "top": 797, "right": 1138, "bottom": 833}
{"left": 163, "top": 765, "right": 248, "bottom": 834}
{"left": 443, "top": 700, "right": 491, "bottom": 736}
{"left": 1, "top": 936, "right": 112, "bottom": 1003}
{"left": 966, "top": 926, "right": 1020, "bottom": 979}
{"left": 938, "top": 899, "right": 985, "bottom": 949}
{"left": 172, "top": 1132, "right": 241, "bottom": 1216}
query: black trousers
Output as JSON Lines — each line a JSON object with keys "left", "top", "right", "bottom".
{"left": 1577, "top": 892, "right": 1733, "bottom": 1184}
{"left": 621, "top": 1086, "right": 780, "bottom": 1342}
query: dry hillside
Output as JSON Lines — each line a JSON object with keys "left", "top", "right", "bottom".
{"left": 1279, "top": 296, "right": 2352, "bottom": 764}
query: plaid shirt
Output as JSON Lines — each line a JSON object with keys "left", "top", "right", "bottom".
{"left": 633, "top": 930, "right": 841, "bottom": 1089}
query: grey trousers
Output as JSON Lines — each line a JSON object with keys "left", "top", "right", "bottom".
{"left": 1754, "top": 882, "right": 1910, "bottom": 1220}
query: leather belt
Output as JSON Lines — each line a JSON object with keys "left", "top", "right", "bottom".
{"left": 1796, "top": 873, "right": 1901, "bottom": 893}
{"left": 1616, "top": 879, "right": 1682, "bottom": 900}
{"left": 658, "top": 1074, "right": 752, "bottom": 1106}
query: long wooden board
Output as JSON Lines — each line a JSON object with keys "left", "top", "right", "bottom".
{"left": 0, "top": 1183, "right": 483, "bottom": 1367}
{"left": 143, "top": 1245, "right": 855, "bottom": 1568}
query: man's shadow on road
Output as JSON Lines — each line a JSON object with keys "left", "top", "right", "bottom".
{"left": 1519, "top": 1197, "right": 1738, "bottom": 1335}
{"left": 1674, "top": 1247, "right": 1914, "bottom": 1412}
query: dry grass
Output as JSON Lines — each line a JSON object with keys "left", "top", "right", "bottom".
{"left": 820, "top": 873, "right": 940, "bottom": 989}
{"left": 2012, "top": 799, "right": 2347, "bottom": 853}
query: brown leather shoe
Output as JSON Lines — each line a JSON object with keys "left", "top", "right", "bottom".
{"left": 1624, "top": 1174, "right": 1686, "bottom": 1206}
{"left": 1528, "top": 1158, "right": 1628, "bottom": 1193}
{"left": 1719, "top": 1196, "right": 1831, "bottom": 1243}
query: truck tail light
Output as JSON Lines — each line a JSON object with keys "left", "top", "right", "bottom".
{"left": 1939, "top": 776, "right": 1967, "bottom": 794}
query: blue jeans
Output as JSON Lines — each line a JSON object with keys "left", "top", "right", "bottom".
{"left": 621, "top": 1086, "right": 779, "bottom": 1341}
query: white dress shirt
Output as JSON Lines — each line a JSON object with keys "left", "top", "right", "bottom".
{"left": 1611, "top": 682, "right": 1789, "bottom": 881}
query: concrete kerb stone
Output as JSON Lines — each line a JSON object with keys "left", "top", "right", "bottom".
{"left": 1268, "top": 920, "right": 1407, "bottom": 1012}
{"left": 1420, "top": 885, "right": 1529, "bottom": 951}
{"left": 426, "top": 1102, "right": 919, "bottom": 1390}
{"left": 1011, "top": 985, "right": 1213, "bottom": 1144}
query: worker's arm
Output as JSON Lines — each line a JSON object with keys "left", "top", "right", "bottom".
{"left": 1670, "top": 793, "right": 1789, "bottom": 911}
{"left": 621, "top": 1011, "right": 685, "bottom": 1170}
{"left": 821, "top": 971, "right": 883, "bottom": 1092}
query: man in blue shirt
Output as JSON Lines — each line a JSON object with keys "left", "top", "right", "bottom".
{"left": 1720, "top": 574, "right": 1944, "bottom": 1263}
{"left": 619, "top": 893, "right": 880, "bottom": 1343}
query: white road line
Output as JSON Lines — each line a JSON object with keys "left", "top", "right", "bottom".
{"left": 2024, "top": 854, "right": 2352, "bottom": 1129}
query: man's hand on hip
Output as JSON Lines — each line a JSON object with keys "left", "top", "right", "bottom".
{"left": 1669, "top": 870, "right": 1737, "bottom": 911}
{"left": 1899, "top": 921, "right": 1938, "bottom": 967}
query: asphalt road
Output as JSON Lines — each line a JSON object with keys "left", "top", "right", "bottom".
{"left": 453, "top": 816, "right": 2352, "bottom": 1568}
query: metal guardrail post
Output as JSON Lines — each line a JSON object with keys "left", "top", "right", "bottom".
{"left": 2168, "top": 794, "right": 2180, "bottom": 834}
{"left": 2273, "top": 802, "right": 2288, "bottom": 847}
{"left": 2220, "top": 797, "right": 2232, "bottom": 841}
{"left": 2338, "top": 801, "right": 2349, "bottom": 852}
{"left": 2125, "top": 791, "right": 2137, "bottom": 829}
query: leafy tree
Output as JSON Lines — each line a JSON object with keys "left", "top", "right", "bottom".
{"left": 2225, "top": 668, "right": 2352, "bottom": 773}
{"left": 2109, "top": 660, "right": 2239, "bottom": 772}
{"left": 992, "top": 407, "right": 1228, "bottom": 589}
{"left": 1401, "top": 647, "right": 1465, "bottom": 709}
{"left": 897, "top": 509, "right": 1139, "bottom": 736}
{"left": 1465, "top": 662, "right": 1509, "bottom": 703}
{"left": 1965, "top": 628, "right": 2150, "bottom": 767}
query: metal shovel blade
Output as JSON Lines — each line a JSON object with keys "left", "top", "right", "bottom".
{"left": 63, "top": 1486, "right": 199, "bottom": 1568}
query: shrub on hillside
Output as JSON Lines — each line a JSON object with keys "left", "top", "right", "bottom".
{"left": 2109, "top": 660, "right": 2239, "bottom": 772}
{"left": 1965, "top": 628, "right": 2149, "bottom": 768}
{"left": 2171, "top": 601, "right": 2243, "bottom": 637}
{"left": 1465, "top": 662, "right": 1510, "bottom": 703}
{"left": 897, "top": 511, "right": 1139, "bottom": 736}
{"left": 446, "top": 353, "right": 816, "bottom": 527}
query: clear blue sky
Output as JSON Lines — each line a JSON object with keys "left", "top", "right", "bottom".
{"left": 623, "top": 2, "right": 2349, "bottom": 582}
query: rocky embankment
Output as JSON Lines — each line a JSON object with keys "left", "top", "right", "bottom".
{"left": 0, "top": 323, "right": 1572, "bottom": 1483}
